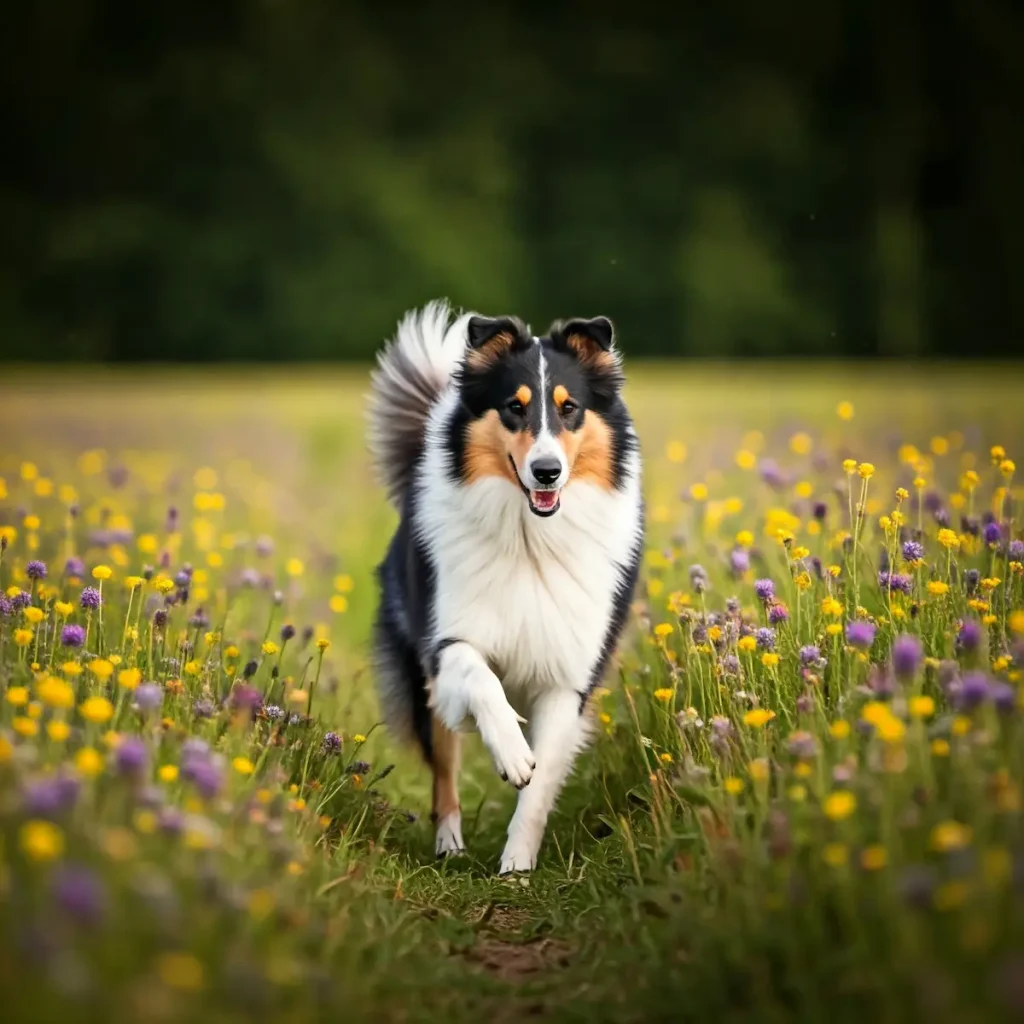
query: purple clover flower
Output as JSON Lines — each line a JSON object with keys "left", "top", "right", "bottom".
{"left": 192, "top": 699, "right": 215, "bottom": 719}
{"left": 902, "top": 540, "right": 924, "bottom": 562}
{"left": 264, "top": 704, "right": 284, "bottom": 721}
{"left": 115, "top": 737, "right": 148, "bottom": 778}
{"left": 758, "top": 458, "right": 784, "bottom": 489}
{"left": 892, "top": 634, "right": 923, "bottom": 678}
{"left": 956, "top": 619, "right": 983, "bottom": 653}
{"left": 800, "top": 645, "right": 822, "bottom": 666}
{"left": 23, "top": 775, "right": 80, "bottom": 818}
{"left": 230, "top": 683, "right": 263, "bottom": 714}
{"left": 0, "top": 596, "right": 13, "bottom": 617}
{"left": 134, "top": 683, "right": 163, "bottom": 714}
{"left": 64, "top": 556, "right": 86, "bottom": 577}
{"left": 322, "top": 731, "right": 342, "bottom": 754}
{"left": 984, "top": 522, "right": 1003, "bottom": 546}
{"left": 754, "top": 578, "right": 775, "bottom": 602}
{"left": 255, "top": 536, "right": 274, "bottom": 557}
{"left": 11, "top": 591, "right": 31, "bottom": 610}
{"left": 80, "top": 587, "right": 102, "bottom": 610}
{"left": 845, "top": 620, "right": 876, "bottom": 649}
{"left": 768, "top": 603, "right": 789, "bottom": 625}
{"left": 1010, "top": 540, "right": 1024, "bottom": 562}
{"left": 754, "top": 627, "right": 777, "bottom": 651}
{"left": 61, "top": 624, "right": 86, "bottom": 648}
{"left": 730, "top": 549, "right": 750, "bottom": 576}
{"left": 721, "top": 654, "right": 740, "bottom": 675}
{"left": 957, "top": 671, "right": 992, "bottom": 711}
{"left": 239, "top": 568, "right": 260, "bottom": 588}
{"left": 26, "top": 560, "right": 47, "bottom": 580}
{"left": 991, "top": 682, "right": 1015, "bottom": 715}
{"left": 812, "top": 501, "right": 828, "bottom": 521}
{"left": 280, "top": 624, "right": 296, "bottom": 642}
{"left": 879, "top": 572, "right": 913, "bottom": 595}
{"left": 688, "top": 564, "right": 709, "bottom": 593}
{"left": 53, "top": 865, "right": 106, "bottom": 926}
{"left": 964, "top": 568, "right": 980, "bottom": 594}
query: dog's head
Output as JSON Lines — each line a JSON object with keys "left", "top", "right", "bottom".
{"left": 452, "top": 313, "right": 627, "bottom": 517}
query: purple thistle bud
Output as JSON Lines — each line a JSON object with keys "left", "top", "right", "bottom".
{"left": 61, "top": 624, "right": 86, "bottom": 648}
{"left": 0, "top": 596, "right": 12, "bottom": 617}
{"left": 115, "top": 737, "right": 148, "bottom": 777}
{"left": 347, "top": 760, "right": 371, "bottom": 775}
{"left": 153, "top": 608, "right": 168, "bottom": 629}
{"left": 280, "top": 624, "right": 296, "bottom": 642}
{"left": 1010, "top": 540, "right": 1024, "bottom": 561}
{"left": 322, "top": 731, "right": 342, "bottom": 754}
{"left": 264, "top": 704, "right": 284, "bottom": 721}
{"left": 11, "top": 591, "right": 31, "bottom": 610}
{"left": 984, "top": 522, "right": 1003, "bottom": 546}
{"left": 255, "top": 535, "right": 274, "bottom": 557}
{"left": 956, "top": 619, "right": 983, "bottom": 653}
{"left": 52, "top": 865, "right": 106, "bottom": 926}
{"left": 192, "top": 698, "right": 215, "bottom": 719}
{"left": 795, "top": 692, "right": 815, "bottom": 714}
{"left": 183, "top": 758, "right": 223, "bottom": 799}
{"left": 79, "top": 587, "right": 102, "bottom": 610}
{"left": 768, "top": 603, "right": 789, "bottom": 625}
{"left": 812, "top": 501, "right": 828, "bottom": 521}
{"left": 240, "top": 568, "right": 260, "bottom": 588}
{"left": 758, "top": 458, "right": 785, "bottom": 489}
{"left": 26, "top": 560, "right": 47, "bottom": 580}
{"left": 188, "top": 609, "right": 209, "bottom": 629}
{"left": 800, "top": 645, "right": 822, "bottom": 666}
{"left": 230, "top": 683, "right": 263, "bottom": 713}
{"left": 957, "top": 671, "right": 992, "bottom": 711}
{"left": 134, "top": 682, "right": 164, "bottom": 714}
{"left": 721, "top": 654, "right": 740, "bottom": 675}
{"left": 964, "top": 568, "right": 980, "bottom": 595}
{"left": 754, "top": 578, "right": 775, "bottom": 602}
{"left": 174, "top": 571, "right": 190, "bottom": 588}
{"left": 24, "top": 776, "right": 79, "bottom": 818}
{"left": 301, "top": 625, "right": 314, "bottom": 647}
{"left": 892, "top": 634, "right": 923, "bottom": 678}
{"left": 787, "top": 730, "right": 819, "bottom": 760}
{"left": 991, "top": 682, "right": 1015, "bottom": 715}
{"left": 934, "top": 508, "right": 950, "bottom": 527}
{"left": 845, "top": 620, "right": 876, "bottom": 649}
{"left": 730, "top": 548, "right": 750, "bottom": 576}
{"left": 725, "top": 596, "right": 740, "bottom": 615}
{"left": 165, "top": 507, "right": 179, "bottom": 531}
{"left": 691, "top": 623, "right": 708, "bottom": 644}
{"left": 158, "top": 807, "right": 184, "bottom": 835}
{"left": 902, "top": 540, "right": 924, "bottom": 562}
{"left": 754, "top": 627, "right": 777, "bottom": 651}
{"left": 961, "top": 516, "right": 980, "bottom": 538}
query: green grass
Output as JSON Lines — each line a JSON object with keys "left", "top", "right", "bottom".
{"left": 1, "top": 363, "right": 1024, "bottom": 1023}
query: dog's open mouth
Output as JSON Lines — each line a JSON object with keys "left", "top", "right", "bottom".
{"left": 528, "top": 489, "right": 561, "bottom": 516}
{"left": 509, "top": 456, "right": 562, "bottom": 517}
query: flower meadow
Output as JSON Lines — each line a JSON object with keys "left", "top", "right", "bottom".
{"left": 2, "top": 367, "right": 1024, "bottom": 1023}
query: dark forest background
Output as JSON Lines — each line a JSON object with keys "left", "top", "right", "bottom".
{"left": 2, "top": 0, "right": 1022, "bottom": 362}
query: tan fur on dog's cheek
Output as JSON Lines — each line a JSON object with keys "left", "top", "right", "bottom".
{"left": 562, "top": 411, "right": 615, "bottom": 490}
{"left": 464, "top": 411, "right": 532, "bottom": 486}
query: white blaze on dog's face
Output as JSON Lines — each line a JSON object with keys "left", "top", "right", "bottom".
{"left": 451, "top": 313, "right": 628, "bottom": 516}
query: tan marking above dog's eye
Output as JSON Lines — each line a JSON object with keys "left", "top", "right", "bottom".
{"left": 515, "top": 385, "right": 532, "bottom": 406}
{"left": 552, "top": 384, "right": 570, "bottom": 409}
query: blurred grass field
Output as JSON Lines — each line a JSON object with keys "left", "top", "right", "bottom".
{"left": 2, "top": 362, "right": 1024, "bottom": 1023}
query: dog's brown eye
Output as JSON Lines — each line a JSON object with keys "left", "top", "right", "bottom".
{"left": 560, "top": 399, "right": 577, "bottom": 416}
{"left": 506, "top": 399, "right": 525, "bottom": 416}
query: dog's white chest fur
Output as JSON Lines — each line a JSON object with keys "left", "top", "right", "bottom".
{"left": 417, "top": 392, "right": 642, "bottom": 700}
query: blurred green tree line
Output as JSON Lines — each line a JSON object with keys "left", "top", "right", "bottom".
{"left": 1, "top": 0, "right": 1022, "bottom": 361}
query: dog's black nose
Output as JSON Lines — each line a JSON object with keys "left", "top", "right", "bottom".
{"left": 530, "top": 457, "right": 562, "bottom": 486}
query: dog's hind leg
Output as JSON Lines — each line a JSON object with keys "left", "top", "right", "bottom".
{"left": 431, "top": 714, "right": 465, "bottom": 856}
{"left": 499, "top": 688, "right": 590, "bottom": 875}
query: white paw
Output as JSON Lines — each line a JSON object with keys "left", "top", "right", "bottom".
{"left": 478, "top": 705, "right": 535, "bottom": 789}
{"left": 435, "top": 812, "right": 465, "bottom": 857}
{"left": 498, "top": 842, "right": 536, "bottom": 875}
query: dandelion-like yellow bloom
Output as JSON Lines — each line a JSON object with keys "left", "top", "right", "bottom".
{"left": 836, "top": 400, "right": 854, "bottom": 420}
{"left": 723, "top": 776, "right": 744, "bottom": 795}
{"left": 91, "top": 565, "right": 112, "bottom": 580}
{"left": 823, "top": 791, "right": 857, "bottom": 821}
{"left": 653, "top": 623, "right": 673, "bottom": 638}
{"left": 737, "top": 635, "right": 757, "bottom": 653}
{"left": 761, "top": 653, "right": 780, "bottom": 668}
{"left": 689, "top": 483, "right": 708, "bottom": 501}
{"left": 927, "top": 581, "right": 950, "bottom": 597}
{"left": 842, "top": 459, "right": 857, "bottom": 475}
{"left": 152, "top": 575, "right": 175, "bottom": 594}
{"left": 653, "top": 688, "right": 674, "bottom": 703}
{"left": 930, "top": 820, "right": 973, "bottom": 852}
{"left": 46, "top": 721, "right": 70, "bottom": 742}
{"left": 830, "top": 720, "right": 851, "bottom": 740}
{"left": 857, "top": 462, "right": 875, "bottom": 479}
{"left": 38, "top": 676, "right": 74, "bottom": 709}
{"left": 20, "top": 820, "right": 64, "bottom": 862}
{"left": 743, "top": 708, "right": 775, "bottom": 728}
{"left": 156, "top": 953, "right": 205, "bottom": 993}
{"left": 823, "top": 842, "right": 849, "bottom": 867}
{"left": 285, "top": 557, "right": 304, "bottom": 577}
{"left": 353, "top": 734, "right": 367, "bottom": 744}
{"left": 159, "top": 764, "right": 179, "bottom": 783}
{"left": 990, "top": 445, "right": 1006, "bottom": 462}
{"left": 13, "top": 628, "right": 33, "bottom": 647}
{"left": 860, "top": 845, "right": 888, "bottom": 871}
{"left": 54, "top": 600, "right": 74, "bottom": 617}
{"left": 261, "top": 641, "right": 278, "bottom": 656}
{"left": 909, "top": 696, "right": 935, "bottom": 718}
{"left": 13, "top": 717, "right": 38, "bottom": 737}
{"left": 665, "top": 441, "right": 687, "bottom": 463}
{"left": 1000, "top": 458, "right": 1015, "bottom": 478}
{"left": 937, "top": 528, "right": 960, "bottom": 550}
{"left": 5, "top": 686, "right": 29, "bottom": 707}
{"left": 821, "top": 596, "right": 843, "bottom": 617}
{"left": 232, "top": 756, "right": 255, "bottom": 776}
{"left": 79, "top": 695, "right": 114, "bottom": 724}
{"left": 316, "top": 638, "right": 331, "bottom": 651}
{"left": 22, "top": 606, "right": 44, "bottom": 625}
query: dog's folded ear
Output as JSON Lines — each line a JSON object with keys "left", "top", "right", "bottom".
{"left": 467, "top": 316, "right": 521, "bottom": 350}
{"left": 557, "top": 317, "right": 615, "bottom": 354}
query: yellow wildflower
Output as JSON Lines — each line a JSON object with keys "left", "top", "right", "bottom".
{"left": 232, "top": 756, "right": 255, "bottom": 776}
{"left": 937, "top": 529, "right": 959, "bottom": 550}
{"left": 38, "top": 676, "right": 74, "bottom": 708}
{"left": 744, "top": 709, "right": 775, "bottom": 728}
{"left": 860, "top": 845, "right": 888, "bottom": 871}
{"left": 927, "top": 581, "right": 950, "bottom": 597}
{"left": 5, "top": 686, "right": 29, "bottom": 707}
{"left": 909, "top": 696, "right": 935, "bottom": 718}
{"left": 836, "top": 400, "right": 854, "bottom": 420}
{"left": 261, "top": 641, "right": 278, "bottom": 656}
{"left": 823, "top": 791, "right": 857, "bottom": 821}
{"left": 653, "top": 688, "right": 674, "bottom": 703}
{"left": 79, "top": 696, "right": 114, "bottom": 724}
{"left": 46, "top": 720, "right": 70, "bottom": 742}
{"left": 830, "top": 720, "right": 851, "bottom": 740}
{"left": 13, "top": 628, "right": 33, "bottom": 647}
{"left": 857, "top": 463, "right": 875, "bottom": 479}
{"left": 842, "top": 459, "right": 857, "bottom": 475}
{"left": 156, "top": 952, "right": 205, "bottom": 992}
{"left": 20, "top": 820, "right": 65, "bottom": 862}
{"left": 117, "top": 667, "right": 141, "bottom": 690}
{"left": 653, "top": 623, "right": 673, "bottom": 638}
{"left": 91, "top": 565, "right": 112, "bottom": 580}
{"left": 761, "top": 653, "right": 780, "bottom": 668}
{"left": 823, "top": 843, "right": 849, "bottom": 867}
{"left": 88, "top": 659, "right": 113, "bottom": 681}
{"left": 931, "top": 821, "right": 973, "bottom": 852}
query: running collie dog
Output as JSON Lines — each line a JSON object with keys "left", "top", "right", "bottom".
{"left": 366, "top": 301, "right": 644, "bottom": 873}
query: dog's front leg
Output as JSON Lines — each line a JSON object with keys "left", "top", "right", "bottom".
{"left": 429, "top": 641, "right": 535, "bottom": 789}
{"left": 499, "top": 688, "right": 588, "bottom": 874}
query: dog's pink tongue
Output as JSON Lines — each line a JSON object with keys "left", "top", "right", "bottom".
{"left": 531, "top": 490, "right": 559, "bottom": 511}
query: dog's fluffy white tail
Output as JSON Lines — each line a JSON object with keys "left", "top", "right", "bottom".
{"left": 367, "top": 299, "right": 469, "bottom": 507}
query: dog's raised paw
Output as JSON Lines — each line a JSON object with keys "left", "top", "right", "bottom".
{"left": 435, "top": 812, "right": 466, "bottom": 857}
{"left": 481, "top": 714, "right": 535, "bottom": 789}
